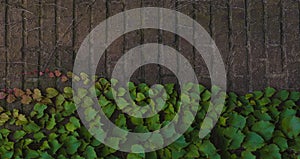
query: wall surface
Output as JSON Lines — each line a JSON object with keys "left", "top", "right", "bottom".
{"left": 0, "top": 0, "right": 299, "bottom": 96}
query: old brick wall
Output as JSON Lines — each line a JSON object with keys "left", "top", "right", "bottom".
{"left": 0, "top": 0, "right": 299, "bottom": 97}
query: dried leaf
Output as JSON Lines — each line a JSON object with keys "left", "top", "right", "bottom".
{"left": 32, "top": 89, "right": 42, "bottom": 101}
{"left": 26, "top": 89, "right": 33, "bottom": 95}
{"left": 7, "top": 94, "right": 16, "bottom": 103}
{"left": 21, "top": 95, "right": 32, "bottom": 105}
{"left": 14, "top": 88, "right": 25, "bottom": 97}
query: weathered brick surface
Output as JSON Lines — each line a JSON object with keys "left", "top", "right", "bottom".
{"left": 6, "top": 1, "right": 23, "bottom": 89}
{"left": 0, "top": 0, "right": 299, "bottom": 100}
{"left": 57, "top": 0, "right": 74, "bottom": 72}
{"left": 194, "top": 0, "right": 211, "bottom": 87}
{"left": 106, "top": 0, "right": 124, "bottom": 79}
{"left": 23, "top": 0, "right": 40, "bottom": 89}
{"left": 91, "top": 0, "right": 107, "bottom": 77}
{"left": 248, "top": 0, "right": 267, "bottom": 91}
{"left": 282, "top": 1, "right": 300, "bottom": 90}
{"left": 39, "top": 0, "right": 56, "bottom": 90}
{"left": 160, "top": 0, "right": 178, "bottom": 84}
{"left": 230, "top": 0, "right": 248, "bottom": 93}
{"left": 0, "top": 2, "right": 6, "bottom": 89}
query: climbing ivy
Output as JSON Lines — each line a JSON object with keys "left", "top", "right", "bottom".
{"left": 0, "top": 74, "right": 299, "bottom": 158}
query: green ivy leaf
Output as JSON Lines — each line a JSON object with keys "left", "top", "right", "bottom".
{"left": 34, "top": 132, "right": 45, "bottom": 142}
{"left": 23, "top": 121, "right": 40, "bottom": 133}
{"left": 64, "top": 136, "right": 81, "bottom": 155}
{"left": 83, "top": 146, "right": 97, "bottom": 159}
{"left": 281, "top": 116, "right": 300, "bottom": 139}
{"left": 243, "top": 132, "right": 265, "bottom": 151}
{"left": 13, "top": 130, "right": 26, "bottom": 141}
{"left": 62, "top": 101, "right": 76, "bottom": 116}
{"left": 99, "top": 95, "right": 110, "bottom": 106}
{"left": 103, "top": 103, "right": 116, "bottom": 118}
{"left": 33, "top": 103, "right": 47, "bottom": 119}
{"left": 136, "top": 93, "right": 146, "bottom": 102}
{"left": 46, "top": 88, "right": 59, "bottom": 98}
{"left": 84, "top": 107, "right": 97, "bottom": 122}
{"left": 131, "top": 116, "right": 144, "bottom": 126}
{"left": 275, "top": 90, "right": 289, "bottom": 101}
{"left": 148, "top": 133, "right": 164, "bottom": 148}
{"left": 77, "top": 88, "right": 88, "bottom": 99}
{"left": 199, "top": 140, "right": 217, "bottom": 156}
{"left": 46, "top": 114, "right": 56, "bottom": 130}
{"left": 289, "top": 91, "right": 300, "bottom": 102}
{"left": 273, "top": 136, "right": 288, "bottom": 152}
{"left": 55, "top": 94, "right": 65, "bottom": 106}
{"left": 241, "top": 151, "right": 256, "bottom": 159}
{"left": 265, "top": 87, "right": 276, "bottom": 98}
{"left": 66, "top": 117, "right": 81, "bottom": 132}
{"left": 49, "top": 139, "right": 62, "bottom": 154}
{"left": 251, "top": 121, "right": 275, "bottom": 141}
{"left": 201, "top": 90, "right": 211, "bottom": 101}
{"left": 185, "top": 144, "right": 199, "bottom": 158}
{"left": 259, "top": 144, "right": 281, "bottom": 159}
{"left": 228, "top": 113, "right": 246, "bottom": 129}
{"left": 26, "top": 150, "right": 40, "bottom": 158}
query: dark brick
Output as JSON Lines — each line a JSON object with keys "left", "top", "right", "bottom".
{"left": 39, "top": 0, "right": 57, "bottom": 90}
{"left": 23, "top": 0, "right": 40, "bottom": 89}
{"left": 249, "top": 0, "right": 265, "bottom": 59}
{"left": 56, "top": 0, "right": 75, "bottom": 71}
{"left": 91, "top": 0, "right": 107, "bottom": 77}
{"left": 6, "top": 1, "right": 24, "bottom": 89}
{"left": 251, "top": 59, "right": 267, "bottom": 91}
{"left": 106, "top": 1, "right": 124, "bottom": 80}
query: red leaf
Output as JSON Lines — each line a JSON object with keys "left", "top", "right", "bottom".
{"left": 14, "top": 88, "right": 25, "bottom": 97}
{"left": 61, "top": 75, "right": 68, "bottom": 82}
{"left": 0, "top": 92, "right": 7, "bottom": 99}
{"left": 48, "top": 72, "right": 55, "bottom": 78}
{"left": 54, "top": 70, "right": 62, "bottom": 77}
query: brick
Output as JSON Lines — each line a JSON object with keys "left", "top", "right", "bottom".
{"left": 39, "top": 0, "right": 56, "bottom": 90}
{"left": 269, "top": 75, "right": 287, "bottom": 90}
{"left": 267, "top": 46, "right": 283, "bottom": 74}
{"left": 287, "top": 62, "right": 300, "bottom": 89}
{"left": 6, "top": 1, "right": 24, "bottom": 89}
{"left": 23, "top": 0, "right": 40, "bottom": 89}
{"left": 231, "top": 0, "right": 247, "bottom": 76}
{"left": 282, "top": 1, "right": 300, "bottom": 90}
{"left": 106, "top": 1, "right": 124, "bottom": 80}
{"left": 0, "top": 2, "right": 6, "bottom": 88}
{"left": 91, "top": 0, "right": 107, "bottom": 77}
{"left": 248, "top": 0, "right": 265, "bottom": 59}
{"left": 231, "top": 76, "right": 249, "bottom": 95}
{"left": 160, "top": 0, "right": 176, "bottom": 77}
{"left": 56, "top": 0, "right": 74, "bottom": 71}
{"left": 251, "top": 59, "right": 267, "bottom": 91}
{"left": 194, "top": 1, "right": 211, "bottom": 85}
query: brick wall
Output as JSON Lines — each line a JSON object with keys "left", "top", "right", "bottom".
{"left": 0, "top": 0, "right": 299, "bottom": 96}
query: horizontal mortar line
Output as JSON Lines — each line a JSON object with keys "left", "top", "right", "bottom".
{"left": 266, "top": 73, "right": 288, "bottom": 78}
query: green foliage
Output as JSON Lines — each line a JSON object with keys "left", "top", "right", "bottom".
{"left": 0, "top": 80, "right": 299, "bottom": 159}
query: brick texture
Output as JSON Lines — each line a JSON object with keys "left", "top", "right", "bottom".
{"left": 0, "top": 0, "right": 299, "bottom": 99}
